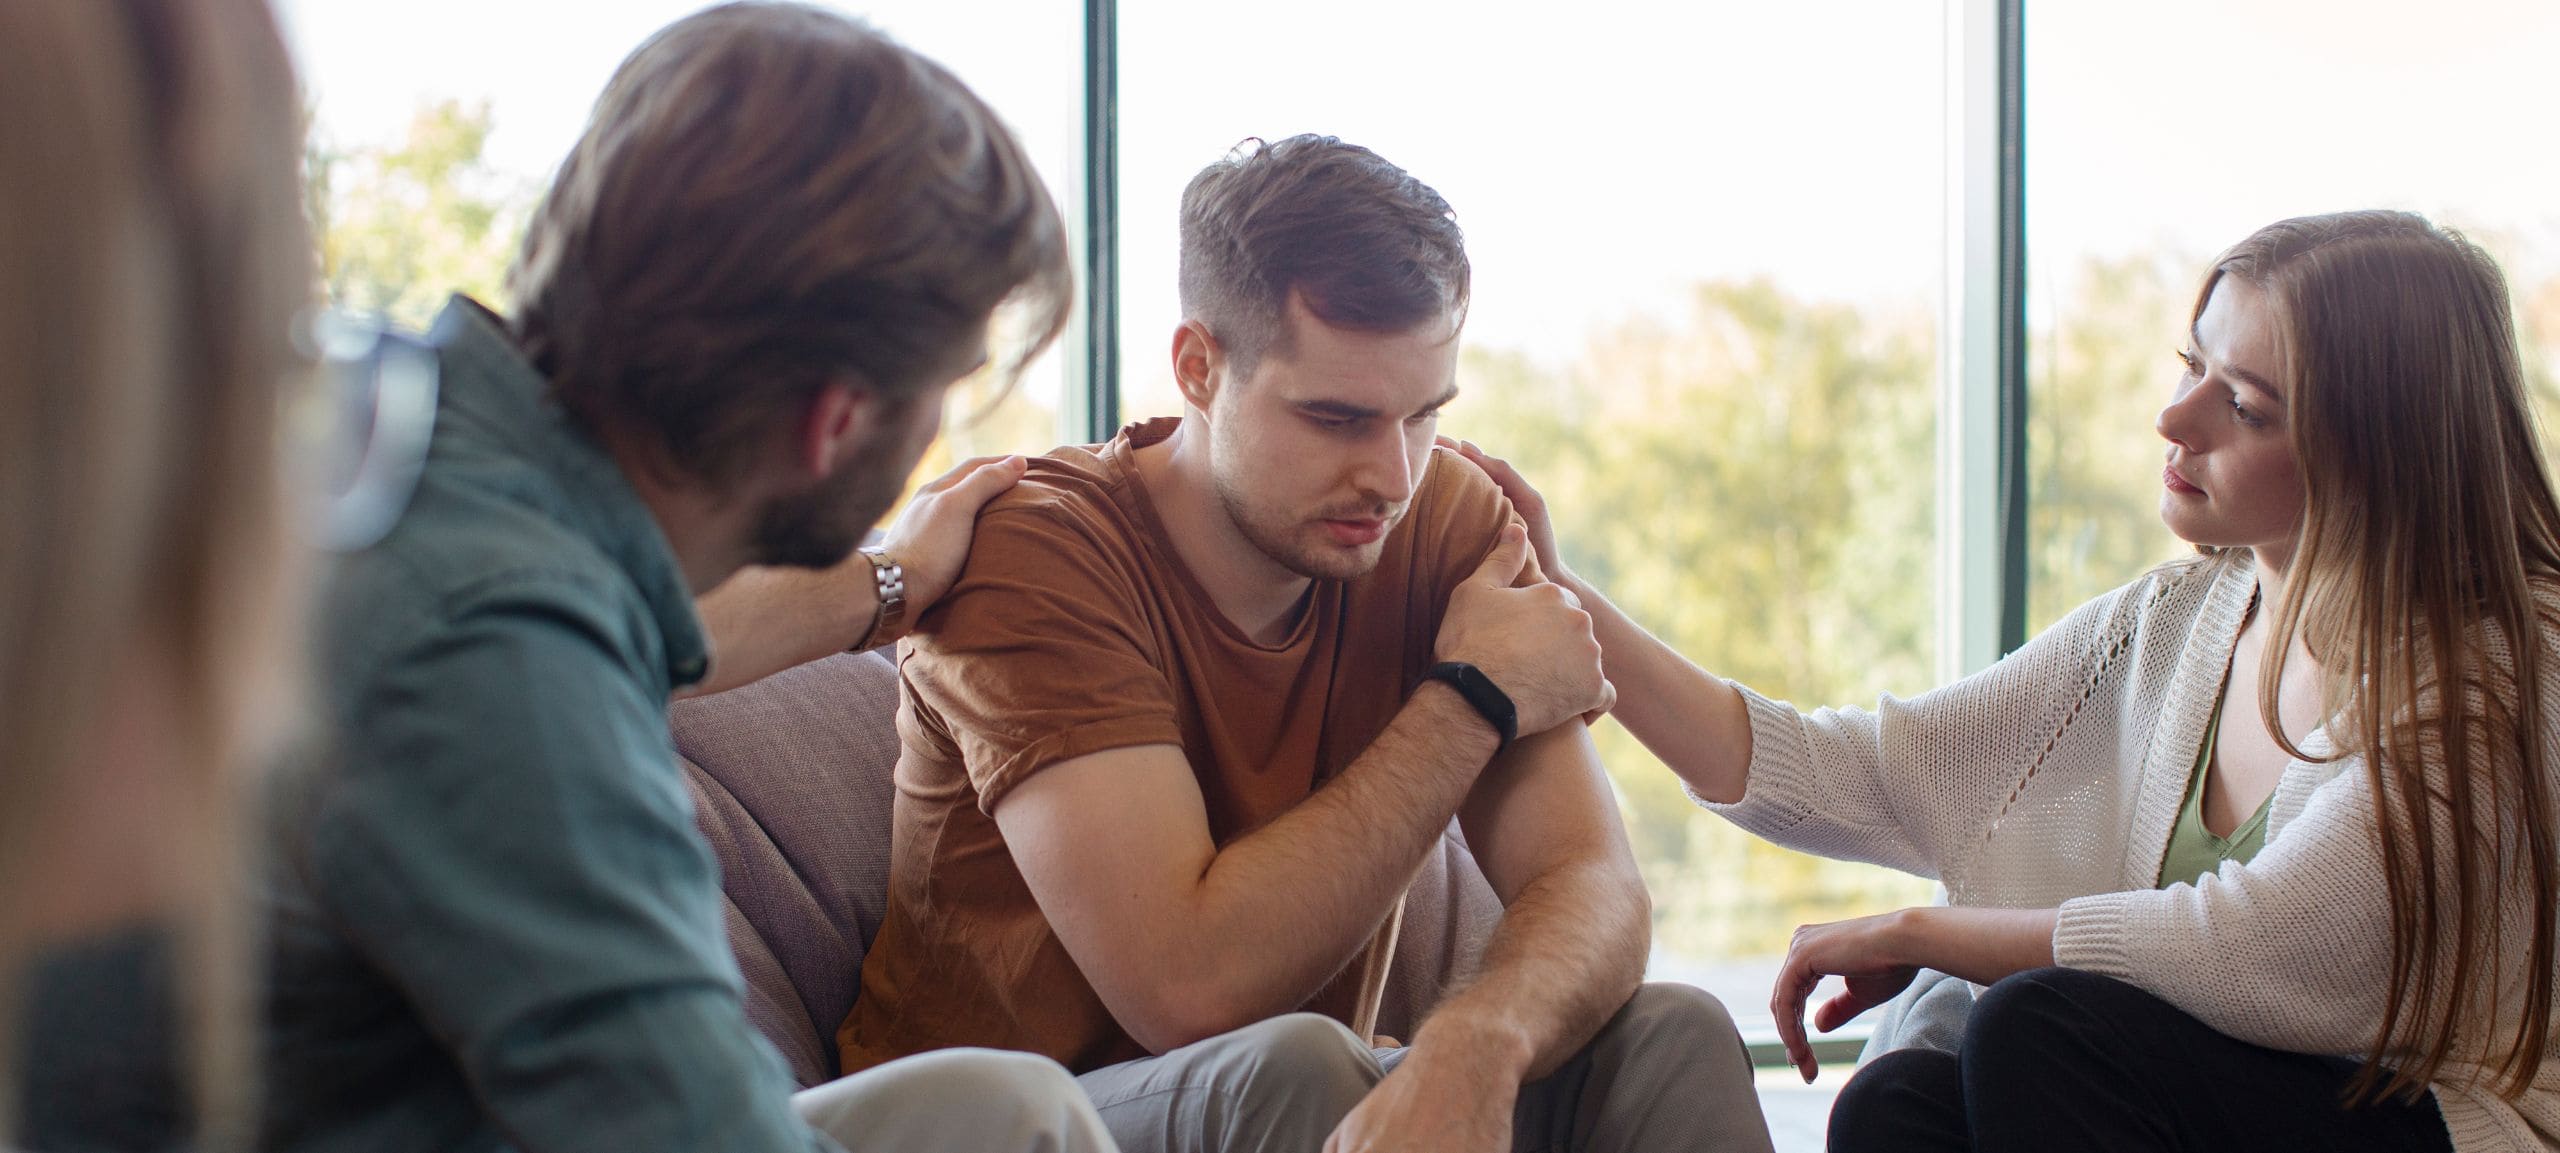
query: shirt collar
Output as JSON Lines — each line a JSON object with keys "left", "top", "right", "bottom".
{"left": 427, "top": 296, "right": 711, "bottom": 688}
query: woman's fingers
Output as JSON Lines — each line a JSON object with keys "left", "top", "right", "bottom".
{"left": 1813, "top": 983, "right": 1880, "bottom": 1035}
{"left": 1454, "top": 439, "right": 1543, "bottom": 510}
{"left": 1768, "top": 947, "right": 1821, "bottom": 1084}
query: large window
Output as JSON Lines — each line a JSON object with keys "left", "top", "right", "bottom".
{"left": 274, "top": 0, "right": 2560, "bottom": 1105}
{"left": 2023, "top": 0, "right": 2560, "bottom": 630}
{"left": 277, "top": 0, "right": 1084, "bottom": 478}
{"left": 1116, "top": 0, "right": 1949, "bottom": 1025}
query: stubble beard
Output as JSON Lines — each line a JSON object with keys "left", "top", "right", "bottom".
{"left": 751, "top": 422, "right": 914, "bottom": 570}
{"left": 1211, "top": 462, "right": 1394, "bottom": 583}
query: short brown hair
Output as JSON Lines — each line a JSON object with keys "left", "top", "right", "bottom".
{"left": 508, "top": 1, "right": 1071, "bottom": 483}
{"left": 1177, "top": 134, "right": 1469, "bottom": 376}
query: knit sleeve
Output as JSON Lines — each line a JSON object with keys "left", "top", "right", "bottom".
{"left": 1692, "top": 581, "right": 2134, "bottom": 880}
{"left": 2052, "top": 764, "right": 2392, "bottom": 1053}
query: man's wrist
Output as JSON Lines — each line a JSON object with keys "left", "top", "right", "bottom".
{"left": 850, "top": 546, "right": 908, "bottom": 651}
{"left": 1411, "top": 678, "right": 1504, "bottom": 760}
{"left": 1416, "top": 661, "right": 1517, "bottom": 751}
{"left": 1410, "top": 1007, "right": 1536, "bottom": 1086}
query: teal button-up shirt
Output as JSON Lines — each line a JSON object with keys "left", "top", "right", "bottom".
{"left": 261, "top": 299, "right": 831, "bottom": 1153}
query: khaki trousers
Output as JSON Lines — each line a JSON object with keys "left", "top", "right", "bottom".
{"left": 1074, "top": 982, "right": 1774, "bottom": 1153}
{"left": 795, "top": 1046, "right": 1120, "bottom": 1153}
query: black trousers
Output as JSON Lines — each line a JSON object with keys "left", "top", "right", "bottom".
{"left": 1826, "top": 968, "right": 2454, "bottom": 1153}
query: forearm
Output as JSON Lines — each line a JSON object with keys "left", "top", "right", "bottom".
{"left": 690, "top": 558, "right": 882, "bottom": 697}
{"left": 1898, "top": 906, "right": 2056, "bottom": 986}
{"left": 1169, "top": 684, "right": 1502, "bottom": 1037}
{"left": 1411, "top": 854, "right": 1649, "bottom": 1082}
{"left": 1564, "top": 573, "right": 1753, "bottom": 803}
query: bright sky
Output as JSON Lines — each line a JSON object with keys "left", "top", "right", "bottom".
{"left": 275, "top": 0, "right": 2560, "bottom": 398}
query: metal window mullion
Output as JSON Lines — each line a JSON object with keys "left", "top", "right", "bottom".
{"left": 1075, "top": 0, "right": 1121, "bottom": 445}
{"left": 1995, "top": 0, "right": 2029, "bottom": 656}
{"left": 1939, "top": 0, "right": 2004, "bottom": 680}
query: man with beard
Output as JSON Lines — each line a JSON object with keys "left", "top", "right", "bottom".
{"left": 841, "top": 134, "right": 1774, "bottom": 1153}
{"left": 258, "top": 7, "right": 1114, "bottom": 1152}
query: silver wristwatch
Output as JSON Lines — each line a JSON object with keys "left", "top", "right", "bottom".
{"left": 857, "top": 545, "right": 908, "bottom": 650}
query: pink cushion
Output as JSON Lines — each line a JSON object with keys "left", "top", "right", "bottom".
{"left": 675, "top": 650, "right": 898, "bottom": 1086}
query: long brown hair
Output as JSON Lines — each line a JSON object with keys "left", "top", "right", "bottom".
{"left": 2209, "top": 211, "right": 2560, "bottom": 1101}
{"left": 0, "top": 0, "right": 310, "bottom": 1139}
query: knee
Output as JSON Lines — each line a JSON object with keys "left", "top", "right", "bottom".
{"left": 1586, "top": 982, "right": 1756, "bottom": 1091}
{"left": 1613, "top": 981, "right": 1746, "bottom": 1060}
{"left": 799, "top": 1048, "right": 1102, "bottom": 1150}
{"left": 936, "top": 1047, "right": 1089, "bottom": 1106}
{"left": 1963, "top": 968, "right": 2129, "bottom": 1073}
{"left": 1827, "top": 1048, "right": 1959, "bottom": 1153}
{"left": 1202, "top": 1014, "right": 1381, "bottom": 1146}
{"left": 1224, "top": 1013, "right": 1381, "bottom": 1107}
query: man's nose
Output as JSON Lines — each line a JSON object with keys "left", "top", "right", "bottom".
{"left": 1353, "top": 425, "right": 1422, "bottom": 506}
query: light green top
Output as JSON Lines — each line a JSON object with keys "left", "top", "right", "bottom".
{"left": 2156, "top": 686, "right": 2274, "bottom": 887}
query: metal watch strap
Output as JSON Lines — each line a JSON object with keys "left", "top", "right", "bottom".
{"left": 856, "top": 545, "right": 908, "bottom": 650}
{"left": 1420, "top": 660, "right": 1518, "bottom": 752}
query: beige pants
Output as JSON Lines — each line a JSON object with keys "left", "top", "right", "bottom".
{"left": 1073, "top": 982, "right": 1774, "bottom": 1153}
{"left": 794, "top": 1047, "right": 1120, "bottom": 1153}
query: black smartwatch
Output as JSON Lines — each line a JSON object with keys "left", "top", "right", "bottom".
{"left": 1418, "top": 661, "right": 1518, "bottom": 752}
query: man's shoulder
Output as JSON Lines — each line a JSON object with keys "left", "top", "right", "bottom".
{"left": 964, "top": 443, "right": 1152, "bottom": 569}
{"left": 1414, "top": 444, "right": 1506, "bottom": 524}
{"left": 1368, "top": 446, "right": 1514, "bottom": 587}
{"left": 986, "top": 441, "right": 1117, "bottom": 513}
{"left": 322, "top": 472, "right": 652, "bottom": 697}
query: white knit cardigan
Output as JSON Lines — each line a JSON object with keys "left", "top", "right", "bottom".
{"left": 1699, "top": 549, "right": 2560, "bottom": 1151}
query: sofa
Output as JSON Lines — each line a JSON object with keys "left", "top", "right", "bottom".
{"left": 669, "top": 647, "right": 1507, "bottom": 1087}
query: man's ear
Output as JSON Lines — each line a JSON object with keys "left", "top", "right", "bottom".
{"left": 1170, "top": 320, "right": 1225, "bottom": 415}
{"left": 799, "top": 381, "right": 867, "bottom": 481}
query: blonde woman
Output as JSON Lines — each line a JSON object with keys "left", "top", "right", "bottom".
{"left": 1460, "top": 211, "right": 2560, "bottom": 1151}
{"left": 0, "top": 0, "right": 312, "bottom": 1145}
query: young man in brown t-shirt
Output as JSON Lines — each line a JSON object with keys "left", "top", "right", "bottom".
{"left": 845, "top": 135, "right": 1772, "bottom": 1153}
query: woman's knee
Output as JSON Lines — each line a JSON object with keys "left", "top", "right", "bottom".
{"left": 1967, "top": 968, "right": 2135, "bottom": 1049}
{"left": 1826, "top": 1048, "right": 1962, "bottom": 1153}
{"left": 1962, "top": 966, "right": 2161, "bottom": 1090}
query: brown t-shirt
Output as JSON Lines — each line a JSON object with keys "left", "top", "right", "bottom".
{"left": 839, "top": 417, "right": 1515, "bottom": 1075}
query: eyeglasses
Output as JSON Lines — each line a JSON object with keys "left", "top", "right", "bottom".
{"left": 287, "top": 312, "right": 439, "bottom": 553}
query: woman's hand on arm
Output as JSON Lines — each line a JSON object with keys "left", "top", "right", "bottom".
{"left": 1769, "top": 906, "right": 2058, "bottom": 1083}
{"left": 1444, "top": 437, "right": 1756, "bottom": 802}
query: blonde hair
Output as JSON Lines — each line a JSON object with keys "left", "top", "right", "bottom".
{"left": 0, "top": 0, "right": 310, "bottom": 1140}
{"left": 2209, "top": 212, "right": 2560, "bottom": 1103}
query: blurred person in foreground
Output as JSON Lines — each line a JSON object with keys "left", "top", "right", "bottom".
{"left": 1463, "top": 211, "right": 2560, "bottom": 1152}
{"left": 0, "top": 0, "right": 311, "bottom": 1148}
{"left": 257, "top": 5, "right": 1114, "bottom": 1152}
{"left": 842, "top": 134, "right": 1774, "bottom": 1153}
